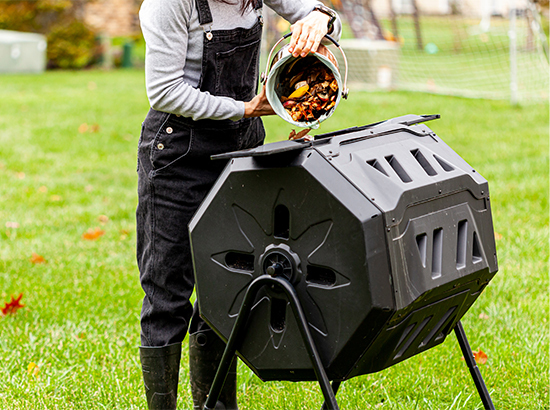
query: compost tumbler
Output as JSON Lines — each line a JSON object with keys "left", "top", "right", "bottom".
{"left": 189, "top": 114, "right": 498, "bottom": 409}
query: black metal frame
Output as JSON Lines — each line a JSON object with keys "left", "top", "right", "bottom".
{"left": 202, "top": 275, "right": 495, "bottom": 410}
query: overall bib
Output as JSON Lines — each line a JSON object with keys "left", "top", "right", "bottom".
{"left": 137, "top": 0, "right": 265, "bottom": 348}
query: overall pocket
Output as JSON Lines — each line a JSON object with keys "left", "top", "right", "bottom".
{"left": 215, "top": 38, "right": 261, "bottom": 101}
{"left": 150, "top": 115, "right": 193, "bottom": 172}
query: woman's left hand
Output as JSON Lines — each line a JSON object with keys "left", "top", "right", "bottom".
{"left": 288, "top": 10, "right": 331, "bottom": 58}
{"left": 243, "top": 85, "right": 276, "bottom": 118}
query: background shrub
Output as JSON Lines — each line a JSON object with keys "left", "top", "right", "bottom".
{"left": 46, "top": 20, "right": 96, "bottom": 69}
{"left": 0, "top": 0, "right": 97, "bottom": 69}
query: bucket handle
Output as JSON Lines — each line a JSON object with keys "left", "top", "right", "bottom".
{"left": 260, "top": 33, "right": 349, "bottom": 99}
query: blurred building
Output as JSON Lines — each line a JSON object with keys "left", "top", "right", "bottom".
{"left": 83, "top": 0, "right": 142, "bottom": 37}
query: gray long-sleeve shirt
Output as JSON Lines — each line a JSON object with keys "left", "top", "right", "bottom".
{"left": 139, "top": 0, "right": 341, "bottom": 121}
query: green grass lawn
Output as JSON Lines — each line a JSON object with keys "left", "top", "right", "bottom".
{"left": 0, "top": 69, "right": 548, "bottom": 409}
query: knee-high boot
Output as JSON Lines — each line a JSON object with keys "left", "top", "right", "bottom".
{"left": 189, "top": 332, "right": 238, "bottom": 410}
{"left": 140, "top": 342, "right": 182, "bottom": 410}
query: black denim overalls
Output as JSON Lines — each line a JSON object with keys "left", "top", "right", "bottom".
{"left": 137, "top": 0, "right": 265, "bottom": 347}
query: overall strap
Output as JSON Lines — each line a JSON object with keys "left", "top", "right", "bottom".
{"left": 195, "top": 0, "right": 213, "bottom": 26}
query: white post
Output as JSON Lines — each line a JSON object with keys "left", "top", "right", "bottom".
{"left": 509, "top": 0, "right": 518, "bottom": 105}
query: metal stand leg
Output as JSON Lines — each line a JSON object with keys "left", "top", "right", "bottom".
{"left": 454, "top": 321, "right": 495, "bottom": 410}
{"left": 320, "top": 381, "right": 341, "bottom": 410}
{"left": 203, "top": 275, "right": 340, "bottom": 410}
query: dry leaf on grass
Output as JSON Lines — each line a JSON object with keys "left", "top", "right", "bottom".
{"left": 82, "top": 227, "right": 105, "bottom": 240}
{"left": 27, "top": 362, "right": 40, "bottom": 377}
{"left": 78, "top": 123, "right": 100, "bottom": 134}
{"left": 473, "top": 349, "right": 488, "bottom": 364}
{"left": 30, "top": 253, "right": 46, "bottom": 264}
{"left": 1, "top": 293, "right": 24, "bottom": 316}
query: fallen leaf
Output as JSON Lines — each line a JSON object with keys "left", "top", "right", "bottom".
{"left": 27, "top": 362, "right": 40, "bottom": 377}
{"left": 17, "top": 172, "right": 25, "bottom": 179}
{"left": 50, "top": 195, "right": 62, "bottom": 202}
{"left": 494, "top": 232, "right": 503, "bottom": 240}
{"left": 473, "top": 349, "right": 488, "bottom": 365}
{"left": 120, "top": 229, "right": 130, "bottom": 240}
{"left": 30, "top": 253, "right": 46, "bottom": 264}
{"left": 5, "top": 221, "right": 19, "bottom": 229}
{"left": 78, "top": 123, "right": 89, "bottom": 133}
{"left": 1, "top": 293, "right": 24, "bottom": 315}
{"left": 90, "top": 124, "right": 100, "bottom": 133}
{"left": 98, "top": 215, "right": 109, "bottom": 224}
{"left": 38, "top": 186, "right": 48, "bottom": 193}
{"left": 82, "top": 227, "right": 105, "bottom": 240}
{"left": 479, "top": 312, "right": 489, "bottom": 320}
{"left": 85, "top": 185, "right": 93, "bottom": 192}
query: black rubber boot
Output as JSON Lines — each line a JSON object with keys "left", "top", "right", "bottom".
{"left": 189, "top": 332, "right": 238, "bottom": 410}
{"left": 140, "top": 342, "right": 182, "bottom": 410}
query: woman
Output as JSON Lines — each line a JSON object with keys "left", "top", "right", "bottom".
{"left": 137, "top": 0, "right": 341, "bottom": 408}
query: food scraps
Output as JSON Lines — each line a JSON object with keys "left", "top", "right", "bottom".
{"left": 288, "top": 128, "right": 313, "bottom": 141}
{"left": 277, "top": 57, "right": 338, "bottom": 123}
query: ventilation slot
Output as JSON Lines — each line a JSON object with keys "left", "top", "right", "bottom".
{"left": 418, "top": 306, "right": 456, "bottom": 348}
{"left": 306, "top": 265, "right": 337, "bottom": 286}
{"left": 270, "top": 297, "right": 287, "bottom": 333}
{"left": 411, "top": 149, "right": 437, "bottom": 176}
{"left": 472, "top": 231, "right": 483, "bottom": 264}
{"left": 456, "top": 220, "right": 468, "bottom": 269}
{"left": 395, "top": 323, "right": 416, "bottom": 350}
{"left": 416, "top": 233, "right": 428, "bottom": 268}
{"left": 367, "top": 159, "right": 389, "bottom": 176}
{"left": 431, "top": 228, "right": 443, "bottom": 279}
{"left": 385, "top": 155, "right": 412, "bottom": 183}
{"left": 434, "top": 155, "right": 455, "bottom": 172}
{"left": 225, "top": 252, "right": 254, "bottom": 271}
{"left": 274, "top": 204, "right": 290, "bottom": 240}
{"left": 394, "top": 316, "right": 432, "bottom": 359}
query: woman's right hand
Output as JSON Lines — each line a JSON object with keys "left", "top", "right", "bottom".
{"left": 244, "top": 85, "right": 276, "bottom": 118}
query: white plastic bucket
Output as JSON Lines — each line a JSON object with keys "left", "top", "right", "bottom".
{"left": 262, "top": 34, "right": 349, "bottom": 129}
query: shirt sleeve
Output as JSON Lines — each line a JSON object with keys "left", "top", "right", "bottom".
{"left": 264, "top": 0, "right": 342, "bottom": 41}
{"left": 139, "top": 0, "right": 246, "bottom": 121}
